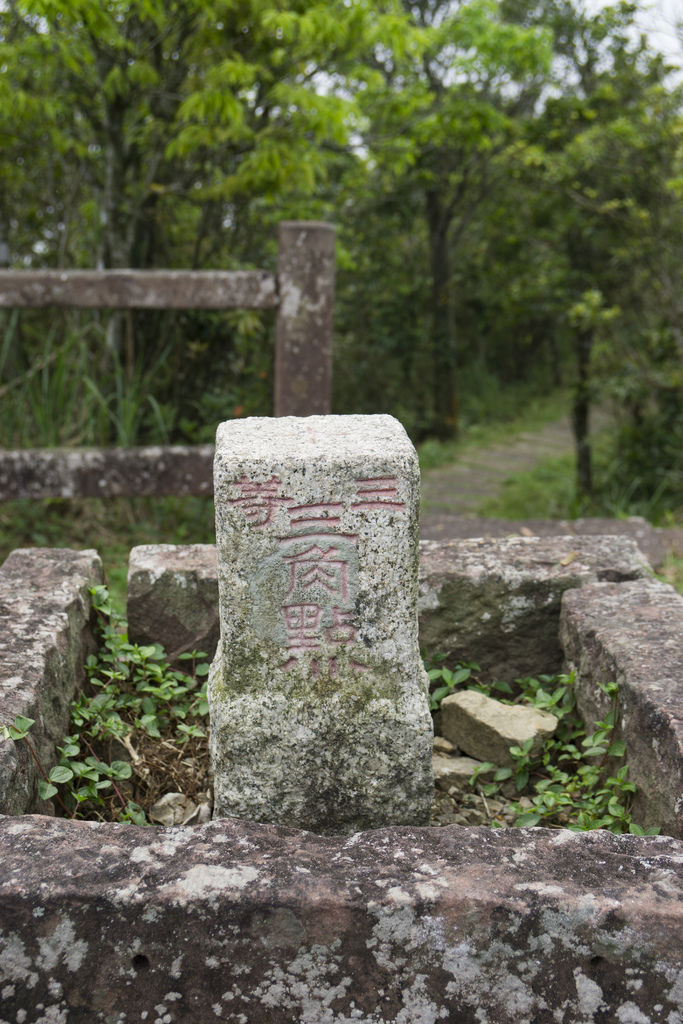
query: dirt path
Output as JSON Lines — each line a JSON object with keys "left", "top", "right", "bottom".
{"left": 418, "top": 411, "right": 683, "bottom": 567}
{"left": 420, "top": 412, "right": 596, "bottom": 517}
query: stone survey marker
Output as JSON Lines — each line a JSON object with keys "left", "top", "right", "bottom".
{"left": 209, "top": 414, "right": 433, "bottom": 833}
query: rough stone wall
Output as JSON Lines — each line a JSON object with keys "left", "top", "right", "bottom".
{"left": 417, "top": 535, "right": 649, "bottom": 681}
{"left": 0, "top": 815, "right": 681, "bottom": 1024}
{"left": 127, "top": 544, "right": 219, "bottom": 663}
{"left": 0, "top": 548, "right": 103, "bottom": 815}
{"left": 126, "top": 534, "right": 651, "bottom": 674}
{"left": 561, "top": 579, "right": 683, "bottom": 838}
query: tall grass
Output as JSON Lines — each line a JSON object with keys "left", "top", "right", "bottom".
{"left": 0, "top": 310, "right": 174, "bottom": 449}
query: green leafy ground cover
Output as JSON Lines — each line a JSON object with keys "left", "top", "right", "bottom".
{"left": 1, "top": 586, "right": 211, "bottom": 824}
{"left": 427, "top": 659, "right": 658, "bottom": 836}
{"left": 0, "top": 583, "right": 659, "bottom": 835}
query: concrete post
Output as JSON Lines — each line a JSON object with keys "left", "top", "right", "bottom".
{"left": 274, "top": 221, "right": 335, "bottom": 416}
{"left": 208, "top": 414, "right": 433, "bottom": 834}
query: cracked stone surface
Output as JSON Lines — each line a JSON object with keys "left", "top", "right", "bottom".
{"left": 0, "top": 814, "right": 681, "bottom": 1024}
{"left": 0, "top": 548, "right": 103, "bottom": 815}
{"left": 561, "top": 578, "right": 683, "bottom": 839}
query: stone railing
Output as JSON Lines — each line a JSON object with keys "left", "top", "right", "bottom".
{"left": 1, "top": 535, "right": 682, "bottom": 1022}
{"left": 0, "top": 221, "right": 335, "bottom": 500}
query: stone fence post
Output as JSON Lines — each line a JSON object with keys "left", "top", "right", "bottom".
{"left": 208, "top": 413, "right": 433, "bottom": 834}
{"left": 274, "top": 221, "right": 335, "bottom": 417}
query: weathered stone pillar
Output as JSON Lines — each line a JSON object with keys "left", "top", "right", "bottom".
{"left": 209, "top": 414, "right": 433, "bottom": 833}
{"left": 274, "top": 221, "right": 335, "bottom": 417}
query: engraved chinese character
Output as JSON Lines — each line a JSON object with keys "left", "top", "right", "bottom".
{"left": 282, "top": 543, "right": 351, "bottom": 603}
{"left": 227, "top": 476, "right": 292, "bottom": 528}
{"left": 325, "top": 607, "right": 357, "bottom": 646}
{"left": 289, "top": 502, "right": 343, "bottom": 534}
{"left": 282, "top": 603, "right": 323, "bottom": 650}
{"left": 352, "top": 477, "right": 404, "bottom": 510}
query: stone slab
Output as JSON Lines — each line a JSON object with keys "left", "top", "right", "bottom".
{"left": 0, "top": 444, "right": 214, "bottom": 500}
{"left": 209, "top": 414, "right": 433, "bottom": 833}
{"left": 0, "top": 548, "right": 103, "bottom": 814}
{"left": 418, "top": 535, "right": 651, "bottom": 683}
{"left": 432, "top": 752, "right": 495, "bottom": 790}
{"left": 419, "top": 514, "right": 681, "bottom": 569}
{"left": 127, "top": 544, "right": 219, "bottom": 663}
{"left": 0, "top": 814, "right": 681, "bottom": 1023}
{"left": 560, "top": 579, "right": 683, "bottom": 839}
{"left": 440, "top": 689, "right": 558, "bottom": 767}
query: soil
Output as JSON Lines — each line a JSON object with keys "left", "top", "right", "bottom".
{"left": 107, "top": 727, "right": 522, "bottom": 829}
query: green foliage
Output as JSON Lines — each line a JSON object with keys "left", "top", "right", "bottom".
{"left": 0, "top": 0, "right": 680, "bottom": 519}
{"left": 426, "top": 657, "right": 660, "bottom": 835}
{"left": 426, "top": 656, "right": 479, "bottom": 711}
{"left": 478, "top": 422, "right": 682, "bottom": 530}
{"left": 0, "top": 585, "right": 210, "bottom": 823}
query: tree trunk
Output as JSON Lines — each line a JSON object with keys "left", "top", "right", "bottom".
{"left": 426, "top": 188, "right": 457, "bottom": 438}
{"left": 573, "top": 327, "right": 593, "bottom": 498}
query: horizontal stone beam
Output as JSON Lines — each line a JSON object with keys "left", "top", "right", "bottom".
{"left": 418, "top": 535, "right": 651, "bottom": 682}
{"left": 0, "top": 445, "right": 214, "bottom": 500}
{"left": 0, "top": 269, "right": 278, "bottom": 309}
{"left": 0, "top": 815, "right": 681, "bottom": 1022}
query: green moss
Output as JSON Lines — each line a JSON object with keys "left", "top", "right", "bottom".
{"left": 211, "top": 643, "right": 401, "bottom": 710}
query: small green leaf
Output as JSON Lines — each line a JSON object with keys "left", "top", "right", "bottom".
{"left": 514, "top": 812, "right": 541, "bottom": 827}
{"left": 49, "top": 766, "right": 74, "bottom": 784}
{"left": 582, "top": 746, "right": 608, "bottom": 758}
{"left": 124, "top": 801, "right": 148, "bottom": 825}
{"left": 14, "top": 715, "right": 36, "bottom": 733}
{"left": 451, "top": 667, "right": 472, "bottom": 685}
{"left": 608, "top": 740, "right": 626, "bottom": 758}
{"left": 38, "top": 781, "right": 58, "bottom": 801}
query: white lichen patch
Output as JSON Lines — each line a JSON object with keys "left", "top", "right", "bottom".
{"left": 573, "top": 968, "right": 605, "bottom": 1017}
{"left": 159, "top": 864, "right": 260, "bottom": 906}
{"left": 514, "top": 882, "right": 566, "bottom": 898}
{"left": 0, "top": 932, "right": 38, "bottom": 988}
{"left": 131, "top": 846, "right": 158, "bottom": 865}
{"left": 37, "top": 918, "right": 88, "bottom": 973}
{"left": 616, "top": 1001, "right": 652, "bottom": 1023}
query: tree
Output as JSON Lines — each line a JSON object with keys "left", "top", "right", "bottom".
{"left": 517, "top": 0, "right": 682, "bottom": 500}
{"left": 351, "top": 0, "right": 552, "bottom": 436}
{"left": 0, "top": 0, "right": 382, "bottom": 440}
